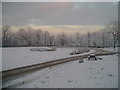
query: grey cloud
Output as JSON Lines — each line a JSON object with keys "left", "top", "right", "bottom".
{"left": 2, "top": 2, "right": 118, "bottom": 26}
{"left": 0, "top": 2, "right": 2, "bottom": 26}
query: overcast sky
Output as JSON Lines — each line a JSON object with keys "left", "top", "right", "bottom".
{"left": 2, "top": 0, "right": 120, "bottom": 2}
{"left": 2, "top": 2, "right": 118, "bottom": 26}
{"left": 0, "top": 3, "right": 2, "bottom": 26}
{"left": 1, "top": 2, "right": 118, "bottom": 35}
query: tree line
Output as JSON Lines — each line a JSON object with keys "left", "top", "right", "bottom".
{"left": 1, "top": 21, "right": 119, "bottom": 48}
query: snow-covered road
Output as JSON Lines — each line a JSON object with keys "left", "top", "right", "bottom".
{"left": 3, "top": 54, "right": 118, "bottom": 88}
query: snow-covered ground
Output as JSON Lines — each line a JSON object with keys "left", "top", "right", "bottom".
{"left": 0, "top": 48, "right": 2, "bottom": 71}
{"left": 2, "top": 47, "right": 94, "bottom": 71}
{"left": 0, "top": 48, "right": 2, "bottom": 89}
{"left": 102, "top": 47, "right": 118, "bottom": 52}
{"left": 3, "top": 54, "right": 118, "bottom": 88}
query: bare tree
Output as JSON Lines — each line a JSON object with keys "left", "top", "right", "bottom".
{"left": 100, "top": 30, "right": 112, "bottom": 48}
{"left": 57, "top": 32, "right": 68, "bottom": 46}
{"left": 10, "top": 32, "right": 18, "bottom": 46}
{"left": 101, "top": 31, "right": 105, "bottom": 47}
{"left": 68, "top": 36, "right": 75, "bottom": 47}
{"left": 75, "top": 32, "right": 82, "bottom": 47}
{"left": 26, "top": 27, "right": 33, "bottom": 46}
{"left": 44, "top": 31, "right": 50, "bottom": 46}
{"left": 106, "top": 21, "right": 118, "bottom": 48}
{"left": 35, "top": 29, "right": 43, "bottom": 45}
{"left": 17, "top": 27, "right": 33, "bottom": 46}
{"left": 2, "top": 25, "right": 11, "bottom": 47}
{"left": 49, "top": 35, "right": 55, "bottom": 46}
{"left": 0, "top": 28, "right": 2, "bottom": 47}
{"left": 87, "top": 31, "right": 90, "bottom": 47}
{"left": 2, "top": 23, "right": 118, "bottom": 48}
{"left": 90, "top": 32, "right": 99, "bottom": 47}
{"left": 118, "top": 20, "right": 120, "bottom": 47}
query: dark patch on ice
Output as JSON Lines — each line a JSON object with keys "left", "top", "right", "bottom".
{"left": 96, "top": 83, "right": 98, "bottom": 85}
{"left": 89, "top": 76, "right": 92, "bottom": 78}
{"left": 108, "top": 74, "right": 113, "bottom": 77}
{"left": 42, "top": 81, "right": 45, "bottom": 84}
{"left": 46, "top": 76, "right": 49, "bottom": 78}
{"left": 67, "top": 80, "right": 73, "bottom": 83}
{"left": 97, "top": 71, "right": 100, "bottom": 74}
{"left": 89, "top": 67, "right": 92, "bottom": 70}
{"left": 46, "top": 80, "right": 49, "bottom": 82}
{"left": 90, "top": 71, "right": 93, "bottom": 74}
{"left": 101, "top": 68, "right": 104, "bottom": 70}
{"left": 49, "top": 67, "right": 52, "bottom": 69}
{"left": 94, "top": 77, "right": 97, "bottom": 79}
{"left": 100, "top": 77, "right": 103, "bottom": 79}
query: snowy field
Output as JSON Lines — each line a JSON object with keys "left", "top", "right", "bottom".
{"left": 0, "top": 48, "right": 2, "bottom": 71}
{"left": 3, "top": 54, "right": 118, "bottom": 88}
{"left": 102, "top": 47, "right": 118, "bottom": 52}
{"left": 2, "top": 47, "right": 94, "bottom": 71}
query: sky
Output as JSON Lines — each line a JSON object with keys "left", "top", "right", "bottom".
{"left": 2, "top": 0, "right": 120, "bottom": 2}
{"left": 0, "top": 2, "right": 1, "bottom": 26}
{"left": 2, "top": 2, "right": 118, "bottom": 35}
